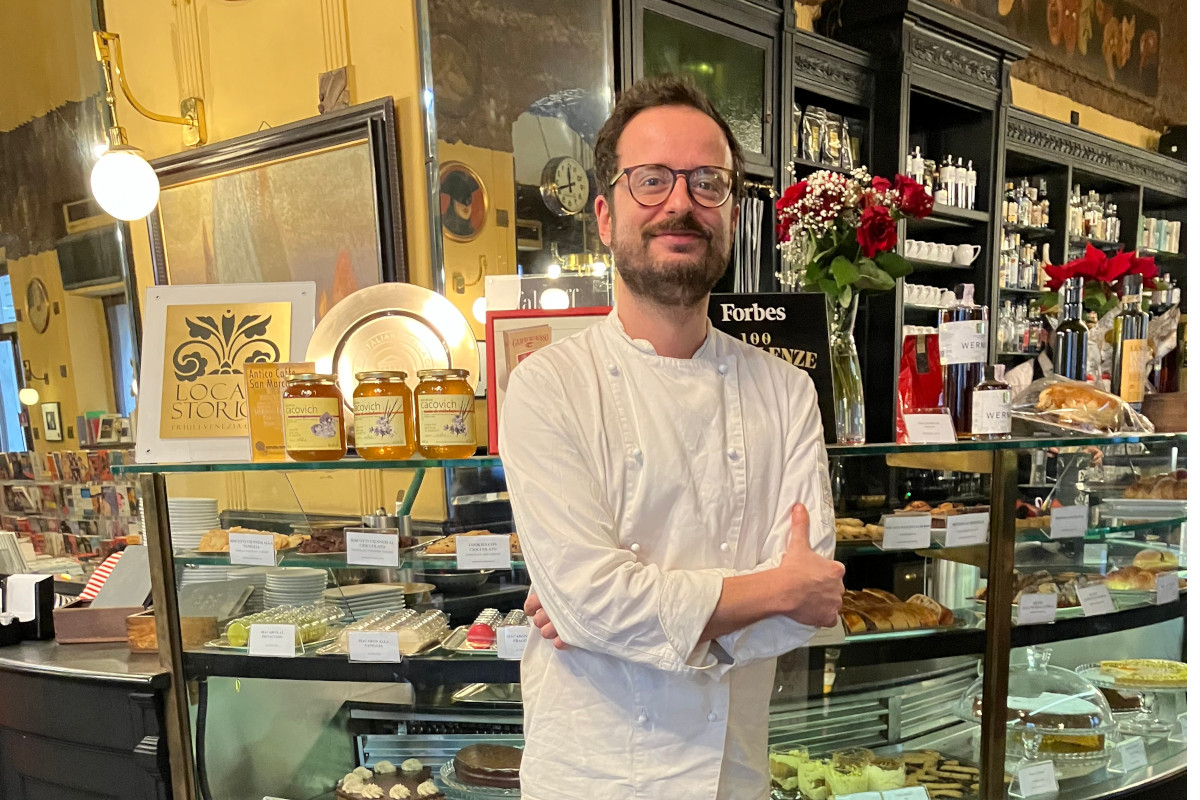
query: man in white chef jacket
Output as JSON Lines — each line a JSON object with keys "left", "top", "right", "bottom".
{"left": 499, "top": 75, "right": 845, "bottom": 800}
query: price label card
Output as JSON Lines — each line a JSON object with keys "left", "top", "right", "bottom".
{"left": 348, "top": 631, "right": 402, "bottom": 663}
{"left": 882, "top": 788, "right": 930, "bottom": 800}
{"left": 248, "top": 624, "right": 296, "bottom": 658}
{"left": 496, "top": 625, "right": 530, "bottom": 660}
{"left": 456, "top": 535, "right": 512, "bottom": 570}
{"left": 1083, "top": 543, "right": 1108, "bottom": 566}
{"left": 1108, "top": 736, "right": 1148, "bottom": 773}
{"left": 346, "top": 531, "right": 400, "bottom": 567}
{"left": 1016, "top": 760, "right": 1059, "bottom": 798}
{"left": 1155, "top": 571, "right": 1180, "bottom": 605}
{"left": 1076, "top": 583, "right": 1116, "bottom": 616}
{"left": 1049, "top": 505, "right": 1088, "bottom": 539}
{"left": 834, "top": 793, "right": 882, "bottom": 800}
{"left": 229, "top": 533, "right": 277, "bottom": 566}
{"left": 881, "top": 514, "right": 932, "bottom": 550}
{"left": 1016, "top": 594, "right": 1058, "bottom": 625}
{"left": 903, "top": 413, "right": 958, "bottom": 444}
{"left": 808, "top": 623, "right": 847, "bottom": 647}
{"left": 943, "top": 512, "right": 990, "bottom": 547}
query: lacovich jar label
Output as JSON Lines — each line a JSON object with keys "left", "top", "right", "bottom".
{"left": 282, "top": 398, "right": 342, "bottom": 451}
{"left": 417, "top": 395, "right": 474, "bottom": 445}
{"left": 939, "top": 320, "right": 988, "bottom": 365}
{"left": 354, "top": 397, "right": 407, "bottom": 448}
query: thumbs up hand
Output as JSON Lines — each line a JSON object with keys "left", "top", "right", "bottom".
{"left": 775, "top": 503, "right": 844, "bottom": 628}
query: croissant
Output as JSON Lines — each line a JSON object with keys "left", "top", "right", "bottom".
{"left": 1036, "top": 383, "right": 1122, "bottom": 431}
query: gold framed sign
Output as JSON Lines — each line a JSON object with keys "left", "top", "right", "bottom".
{"left": 136, "top": 283, "right": 315, "bottom": 464}
{"left": 159, "top": 302, "right": 293, "bottom": 439}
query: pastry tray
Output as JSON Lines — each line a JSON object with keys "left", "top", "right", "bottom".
{"left": 1075, "top": 661, "right": 1188, "bottom": 693}
{"left": 438, "top": 761, "right": 521, "bottom": 798}
{"left": 451, "top": 683, "right": 523, "bottom": 706}
{"left": 1098, "top": 499, "right": 1188, "bottom": 520}
{"left": 204, "top": 629, "right": 341, "bottom": 653}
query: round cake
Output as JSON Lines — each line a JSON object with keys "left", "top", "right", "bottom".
{"left": 335, "top": 761, "right": 445, "bottom": 800}
{"left": 453, "top": 744, "right": 522, "bottom": 789}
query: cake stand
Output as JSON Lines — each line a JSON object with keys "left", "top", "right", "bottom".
{"left": 1076, "top": 662, "right": 1187, "bottom": 736}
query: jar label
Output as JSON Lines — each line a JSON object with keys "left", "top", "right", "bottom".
{"left": 938, "top": 320, "right": 988, "bottom": 365}
{"left": 1119, "top": 338, "right": 1147, "bottom": 402}
{"left": 971, "top": 390, "right": 1011, "bottom": 435}
{"left": 354, "top": 396, "right": 407, "bottom": 448}
{"left": 282, "top": 398, "right": 343, "bottom": 451}
{"left": 417, "top": 395, "right": 475, "bottom": 445}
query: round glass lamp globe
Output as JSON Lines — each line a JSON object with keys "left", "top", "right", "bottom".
{"left": 539, "top": 288, "right": 570, "bottom": 310}
{"left": 18, "top": 387, "right": 39, "bottom": 406}
{"left": 90, "top": 149, "right": 161, "bottom": 220}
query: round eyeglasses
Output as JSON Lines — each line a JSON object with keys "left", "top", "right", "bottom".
{"left": 610, "top": 164, "right": 735, "bottom": 208}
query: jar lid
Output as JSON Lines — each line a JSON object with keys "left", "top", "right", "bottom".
{"left": 417, "top": 368, "right": 471, "bottom": 380}
{"left": 355, "top": 371, "right": 408, "bottom": 382}
{"left": 285, "top": 373, "right": 339, "bottom": 383}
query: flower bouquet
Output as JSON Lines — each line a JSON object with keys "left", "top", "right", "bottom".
{"left": 1041, "top": 243, "right": 1159, "bottom": 316}
{"left": 775, "top": 169, "right": 934, "bottom": 443}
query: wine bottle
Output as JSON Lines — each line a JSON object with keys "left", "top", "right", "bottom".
{"left": 1111, "top": 274, "right": 1149, "bottom": 409}
{"left": 971, "top": 364, "right": 1012, "bottom": 440}
{"left": 939, "top": 284, "right": 988, "bottom": 438}
{"left": 1053, "top": 277, "right": 1089, "bottom": 381}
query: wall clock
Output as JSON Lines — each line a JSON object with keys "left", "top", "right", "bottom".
{"left": 539, "top": 156, "right": 590, "bottom": 217}
{"left": 26, "top": 278, "right": 49, "bottom": 334}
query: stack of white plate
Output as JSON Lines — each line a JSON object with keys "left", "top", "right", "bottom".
{"left": 229, "top": 567, "right": 269, "bottom": 613}
{"left": 168, "top": 498, "right": 220, "bottom": 551}
{"left": 324, "top": 584, "right": 407, "bottom": 619}
{"left": 178, "top": 565, "right": 234, "bottom": 586}
{"left": 264, "top": 568, "right": 327, "bottom": 609}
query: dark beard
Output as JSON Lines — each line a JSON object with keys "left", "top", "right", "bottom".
{"left": 612, "top": 213, "right": 730, "bottom": 308}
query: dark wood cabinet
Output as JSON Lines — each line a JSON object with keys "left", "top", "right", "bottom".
{"left": 621, "top": 0, "right": 781, "bottom": 172}
{"left": 0, "top": 644, "right": 172, "bottom": 800}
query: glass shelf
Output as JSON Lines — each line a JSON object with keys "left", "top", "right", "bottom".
{"left": 1014, "top": 516, "right": 1188, "bottom": 543}
{"left": 117, "top": 434, "right": 1186, "bottom": 474}
{"left": 114, "top": 455, "right": 504, "bottom": 475}
{"left": 173, "top": 551, "right": 527, "bottom": 570}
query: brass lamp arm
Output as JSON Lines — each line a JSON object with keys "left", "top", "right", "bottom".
{"left": 94, "top": 31, "right": 207, "bottom": 145}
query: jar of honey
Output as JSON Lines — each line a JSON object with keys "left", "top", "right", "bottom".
{"left": 353, "top": 371, "right": 415, "bottom": 459}
{"left": 281, "top": 374, "right": 346, "bottom": 461}
{"left": 414, "top": 368, "right": 476, "bottom": 458}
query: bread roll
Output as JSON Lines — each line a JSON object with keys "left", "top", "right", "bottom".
{"left": 1104, "top": 566, "right": 1156, "bottom": 591}
{"left": 1035, "top": 383, "right": 1122, "bottom": 431}
{"left": 908, "top": 593, "right": 955, "bottom": 626}
{"left": 1132, "top": 549, "right": 1178, "bottom": 572}
{"left": 862, "top": 588, "right": 901, "bottom": 604}
{"left": 841, "top": 610, "right": 867, "bottom": 634}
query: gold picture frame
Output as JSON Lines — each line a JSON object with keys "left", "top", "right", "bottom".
{"left": 439, "top": 161, "right": 489, "bottom": 243}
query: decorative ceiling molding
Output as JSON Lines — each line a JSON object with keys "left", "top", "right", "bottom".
{"left": 794, "top": 52, "right": 872, "bottom": 100}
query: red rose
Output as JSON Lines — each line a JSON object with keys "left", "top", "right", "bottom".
{"left": 893, "top": 174, "right": 933, "bottom": 218}
{"left": 777, "top": 180, "right": 806, "bottom": 211}
{"left": 871, "top": 176, "right": 892, "bottom": 195}
{"left": 857, "top": 204, "right": 897, "bottom": 259}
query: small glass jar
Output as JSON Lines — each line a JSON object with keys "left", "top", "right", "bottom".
{"left": 353, "top": 371, "right": 416, "bottom": 459}
{"left": 414, "top": 368, "right": 476, "bottom": 458}
{"left": 282, "top": 374, "right": 346, "bottom": 461}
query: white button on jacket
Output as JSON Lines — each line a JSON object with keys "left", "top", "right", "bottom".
{"left": 500, "top": 311, "right": 836, "bottom": 800}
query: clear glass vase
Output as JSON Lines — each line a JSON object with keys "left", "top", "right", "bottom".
{"left": 827, "top": 293, "right": 866, "bottom": 445}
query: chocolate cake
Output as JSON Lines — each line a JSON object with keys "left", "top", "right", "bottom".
{"left": 453, "top": 744, "right": 522, "bottom": 789}
{"left": 335, "top": 761, "right": 445, "bottom": 800}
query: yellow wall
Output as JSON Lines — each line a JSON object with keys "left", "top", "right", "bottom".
{"left": 103, "top": 0, "right": 433, "bottom": 296}
{"left": 0, "top": 0, "right": 97, "bottom": 132}
{"left": 1010, "top": 78, "right": 1162, "bottom": 151}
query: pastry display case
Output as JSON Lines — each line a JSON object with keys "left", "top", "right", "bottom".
{"left": 121, "top": 432, "right": 1186, "bottom": 800}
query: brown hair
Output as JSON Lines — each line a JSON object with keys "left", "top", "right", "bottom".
{"left": 593, "top": 74, "right": 745, "bottom": 204}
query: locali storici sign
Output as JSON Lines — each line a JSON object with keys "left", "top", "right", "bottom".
{"left": 160, "top": 303, "right": 293, "bottom": 438}
{"left": 709, "top": 293, "right": 835, "bottom": 443}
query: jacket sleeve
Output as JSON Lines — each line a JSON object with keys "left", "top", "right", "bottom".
{"left": 500, "top": 358, "right": 728, "bottom": 676}
{"left": 713, "top": 374, "right": 838, "bottom": 667}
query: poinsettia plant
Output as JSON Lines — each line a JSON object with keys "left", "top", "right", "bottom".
{"left": 1040, "top": 243, "right": 1159, "bottom": 316}
{"left": 776, "top": 168, "right": 933, "bottom": 307}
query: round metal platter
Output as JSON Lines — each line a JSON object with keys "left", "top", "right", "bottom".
{"left": 305, "top": 284, "right": 479, "bottom": 419}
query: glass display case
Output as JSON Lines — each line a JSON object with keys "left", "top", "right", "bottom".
{"left": 121, "top": 433, "right": 1187, "bottom": 800}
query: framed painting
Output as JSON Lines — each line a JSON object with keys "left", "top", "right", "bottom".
{"left": 438, "top": 161, "right": 489, "bottom": 242}
{"left": 147, "top": 98, "right": 406, "bottom": 322}
{"left": 40, "top": 402, "right": 63, "bottom": 442}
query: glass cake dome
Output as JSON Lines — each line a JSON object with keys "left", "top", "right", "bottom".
{"left": 956, "top": 645, "right": 1116, "bottom": 735}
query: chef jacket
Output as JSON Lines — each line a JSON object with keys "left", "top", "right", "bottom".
{"left": 499, "top": 310, "right": 836, "bottom": 800}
